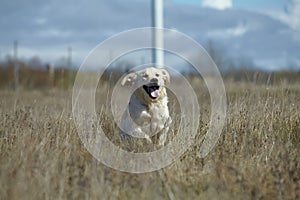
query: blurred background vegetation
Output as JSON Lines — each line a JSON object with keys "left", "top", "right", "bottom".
{"left": 1, "top": 49, "right": 300, "bottom": 90}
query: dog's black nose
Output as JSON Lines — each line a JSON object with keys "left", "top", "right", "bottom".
{"left": 150, "top": 78, "right": 158, "bottom": 83}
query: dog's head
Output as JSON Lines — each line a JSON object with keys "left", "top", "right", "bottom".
{"left": 121, "top": 67, "right": 170, "bottom": 102}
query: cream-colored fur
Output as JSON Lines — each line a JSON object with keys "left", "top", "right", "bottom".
{"left": 120, "top": 67, "right": 172, "bottom": 146}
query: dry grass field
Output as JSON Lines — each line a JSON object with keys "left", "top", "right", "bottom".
{"left": 0, "top": 79, "right": 299, "bottom": 200}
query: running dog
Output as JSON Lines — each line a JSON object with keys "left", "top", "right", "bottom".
{"left": 120, "top": 67, "right": 172, "bottom": 146}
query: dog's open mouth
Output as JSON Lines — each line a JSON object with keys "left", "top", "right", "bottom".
{"left": 143, "top": 84, "right": 160, "bottom": 99}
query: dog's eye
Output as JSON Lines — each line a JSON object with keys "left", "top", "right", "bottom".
{"left": 142, "top": 74, "right": 149, "bottom": 80}
{"left": 155, "top": 73, "right": 160, "bottom": 77}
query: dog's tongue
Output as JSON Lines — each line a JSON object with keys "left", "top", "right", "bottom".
{"left": 150, "top": 88, "right": 159, "bottom": 98}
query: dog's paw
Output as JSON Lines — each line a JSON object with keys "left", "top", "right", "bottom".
{"left": 158, "top": 133, "right": 167, "bottom": 146}
{"left": 144, "top": 134, "right": 153, "bottom": 143}
{"left": 140, "top": 110, "right": 151, "bottom": 119}
{"left": 166, "top": 117, "right": 172, "bottom": 126}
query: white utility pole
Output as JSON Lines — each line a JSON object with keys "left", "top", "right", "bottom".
{"left": 151, "top": 0, "right": 164, "bottom": 67}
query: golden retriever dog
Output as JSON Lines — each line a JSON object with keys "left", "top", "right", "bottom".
{"left": 120, "top": 67, "right": 172, "bottom": 146}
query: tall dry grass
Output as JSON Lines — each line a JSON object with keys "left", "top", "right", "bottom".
{"left": 0, "top": 80, "right": 299, "bottom": 199}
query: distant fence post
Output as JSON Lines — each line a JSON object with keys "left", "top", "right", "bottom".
{"left": 13, "top": 40, "right": 19, "bottom": 91}
{"left": 47, "top": 64, "right": 55, "bottom": 88}
{"left": 67, "top": 47, "right": 72, "bottom": 89}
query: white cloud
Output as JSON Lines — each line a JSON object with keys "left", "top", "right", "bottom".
{"left": 33, "top": 17, "right": 47, "bottom": 25}
{"left": 266, "top": 0, "right": 300, "bottom": 31}
{"left": 286, "top": 0, "right": 300, "bottom": 30}
{"left": 207, "top": 23, "right": 248, "bottom": 38}
{"left": 202, "top": 0, "right": 232, "bottom": 10}
{"left": 226, "top": 23, "right": 247, "bottom": 36}
{"left": 37, "top": 29, "right": 72, "bottom": 38}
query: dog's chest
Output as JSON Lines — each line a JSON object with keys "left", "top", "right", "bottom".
{"left": 148, "top": 101, "right": 169, "bottom": 122}
{"left": 129, "top": 97, "right": 170, "bottom": 126}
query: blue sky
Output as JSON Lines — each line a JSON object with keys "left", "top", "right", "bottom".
{"left": 0, "top": 0, "right": 299, "bottom": 71}
{"left": 234, "top": 0, "right": 286, "bottom": 9}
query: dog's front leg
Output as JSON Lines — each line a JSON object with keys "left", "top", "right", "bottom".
{"left": 158, "top": 117, "right": 172, "bottom": 146}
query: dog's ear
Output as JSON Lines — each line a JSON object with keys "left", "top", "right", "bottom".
{"left": 160, "top": 68, "right": 170, "bottom": 85}
{"left": 121, "top": 72, "right": 137, "bottom": 86}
